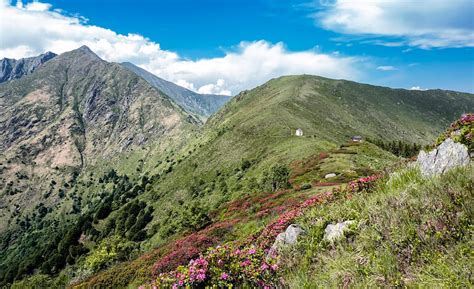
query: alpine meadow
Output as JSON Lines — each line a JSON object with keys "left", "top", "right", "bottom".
{"left": 0, "top": 1, "right": 473, "bottom": 288}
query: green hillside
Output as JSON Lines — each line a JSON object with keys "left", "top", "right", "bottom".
{"left": 284, "top": 164, "right": 473, "bottom": 288}
{"left": 145, "top": 75, "right": 472, "bottom": 206}
{"left": 68, "top": 76, "right": 471, "bottom": 288}
{"left": 1, "top": 73, "right": 472, "bottom": 288}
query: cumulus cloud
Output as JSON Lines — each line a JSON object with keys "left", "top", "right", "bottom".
{"left": 314, "top": 0, "right": 474, "bottom": 48}
{"left": 143, "top": 41, "right": 361, "bottom": 95}
{"left": 0, "top": 0, "right": 362, "bottom": 95}
{"left": 376, "top": 66, "right": 396, "bottom": 71}
{"left": 409, "top": 86, "right": 428, "bottom": 91}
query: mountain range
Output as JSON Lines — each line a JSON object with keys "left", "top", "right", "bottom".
{"left": 0, "top": 46, "right": 472, "bottom": 288}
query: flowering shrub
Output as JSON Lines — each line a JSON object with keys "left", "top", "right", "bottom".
{"left": 139, "top": 164, "right": 384, "bottom": 289}
{"left": 152, "top": 234, "right": 217, "bottom": 275}
{"left": 151, "top": 245, "right": 279, "bottom": 288}
{"left": 254, "top": 191, "right": 334, "bottom": 249}
{"left": 436, "top": 113, "right": 473, "bottom": 150}
{"left": 139, "top": 191, "right": 336, "bottom": 289}
{"left": 347, "top": 174, "right": 381, "bottom": 193}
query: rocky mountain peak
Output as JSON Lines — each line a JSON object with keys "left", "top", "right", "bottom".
{"left": 0, "top": 51, "right": 57, "bottom": 83}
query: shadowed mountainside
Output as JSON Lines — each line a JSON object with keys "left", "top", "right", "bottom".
{"left": 121, "top": 62, "right": 232, "bottom": 120}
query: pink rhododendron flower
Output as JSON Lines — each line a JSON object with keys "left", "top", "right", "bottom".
{"left": 240, "top": 259, "right": 252, "bottom": 267}
{"left": 220, "top": 272, "right": 229, "bottom": 280}
{"left": 196, "top": 273, "right": 206, "bottom": 281}
{"left": 260, "top": 263, "right": 269, "bottom": 271}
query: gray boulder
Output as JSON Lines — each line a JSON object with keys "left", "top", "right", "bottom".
{"left": 325, "top": 173, "right": 337, "bottom": 179}
{"left": 417, "top": 138, "right": 469, "bottom": 177}
{"left": 268, "top": 224, "right": 304, "bottom": 257}
{"left": 323, "top": 220, "right": 355, "bottom": 243}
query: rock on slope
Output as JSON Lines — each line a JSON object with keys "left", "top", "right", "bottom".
{"left": 0, "top": 52, "right": 57, "bottom": 83}
{"left": 121, "top": 62, "right": 232, "bottom": 120}
{"left": 0, "top": 46, "right": 198, "bottom": 232}
{"left": 417, "top": 138, "right": 470, "bottom": 177}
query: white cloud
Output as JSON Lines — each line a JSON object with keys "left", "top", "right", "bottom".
{"left": 24, "top": 1, "right": 51, "bottom": 11}
{"left": 0, "top": 0, "right": 362, "bottom": 95}
{"left": 197, "top": 79, "right": 231, "bottom": 96}
{"left": 409, "top": 86, "right": 428, "bottom": 91}
{"left": 175, "top": 79, "right": 196, "bottom": 91}
{"left": 142, "top": 41, "right": 361, "bottom": 96}
{"left": 315, "top": 0, "right": 474, "bottom": 48}
{"left": 376, "top": 65, "right": 396, "bottom": 71}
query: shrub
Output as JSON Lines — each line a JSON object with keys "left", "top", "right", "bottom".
{"left": 261, "top": 164, "right": 291, "bottom": 192}
{"left": 152, "top": 245, "right": 279, "bottom": 288}
{"left": 436, "top": 113, "right": 473, "bottom": 150}
{"left": 300, "top": 183, "right": 312, "bottom": 190}
{"left": 83, "top": 235, "right": 137, "bottom": 273}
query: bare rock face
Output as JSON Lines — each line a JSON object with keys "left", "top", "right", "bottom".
{"left": 268, "top": 224, "right": 304, "bottom": 257}
{"left": 0, "top": 52, "right": 56, "bottom": 83}
{"left": 323, "top": 220, "right": 355, "bottom": 243}
{"left": 417, "top": 138, "right": 469, "bottom": 177}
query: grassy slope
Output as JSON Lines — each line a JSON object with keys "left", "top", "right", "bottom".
{"left": 3, "top": 74, "right": 473, "bottom": 287}
{"left": 138, "top": 74, "right": 472, "bottom": 245}
{"left": 65, "top": 75, "right": 472, "bottom": 287}
{"left": 284, "top": 165, "right": 473, "bottom": 288}
{"left": 70, "top": 142, "right": 396, "bottom": 289}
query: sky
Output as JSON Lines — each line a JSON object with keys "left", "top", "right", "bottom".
{"left": 0, "top": 0, "right": 473, "bottom": 95}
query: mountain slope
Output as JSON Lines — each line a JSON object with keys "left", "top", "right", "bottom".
{"left": 210, "top": 75, "right": 473, "bottom": 143}
{"left": 121, "top": 62, "right": 231, "bottom": 119}
{"left": 149, "top": 74, "right": 473, "bottom": 199}
{"left": 66, "top": 75, "right": 472, "bottom": 288}
{"left": 1, "top": 70, "right": 472, "bottom": 287}
{"left": 0, "top": 52, "right": 57, "bottom": 83}
{"left": 0, "top": 46, "right": 198, "bottom": 232}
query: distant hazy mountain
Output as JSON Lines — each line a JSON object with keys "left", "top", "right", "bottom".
{"left": 121, "top": 62, "right": 232, "bottom": 119}
{"left": 0, "top": 52, "right": 57, "bottom": 83}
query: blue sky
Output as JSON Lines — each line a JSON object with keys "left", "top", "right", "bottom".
{"left": 0, "top": 0, "right": 473, "bottom": 94}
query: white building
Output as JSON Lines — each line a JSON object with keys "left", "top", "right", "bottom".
{"left": 351, "top": 135, "right": 363, "bottom": 142}
{"left": 295, "top": 128, "right": 303, "bottom": 136}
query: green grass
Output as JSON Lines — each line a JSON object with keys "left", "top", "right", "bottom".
{"left": 283, "top": 164, "right": 473, "bottom": 288}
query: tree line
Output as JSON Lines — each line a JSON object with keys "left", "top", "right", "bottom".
{"left": 367, "top": 138, "right": 422, "bottom": 158}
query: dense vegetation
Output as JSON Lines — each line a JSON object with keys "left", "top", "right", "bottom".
{"left": 0, "top": 169, "right": 155, "bottom": 286}
{"left": 366, "top": 138, "right": 422, "bottom": 158}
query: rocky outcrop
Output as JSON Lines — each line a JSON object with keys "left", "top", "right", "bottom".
{"left": 323, "top": 220, "right": 355, "bottom": 243}
{"left": 268, "top": 224, "right": 304, "bottom": 257}
{"left": 417, "top": 138, "right": 470, "bottom": 177}
{"left": 0, "top": 52, "right": 56, "bottom": 83}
